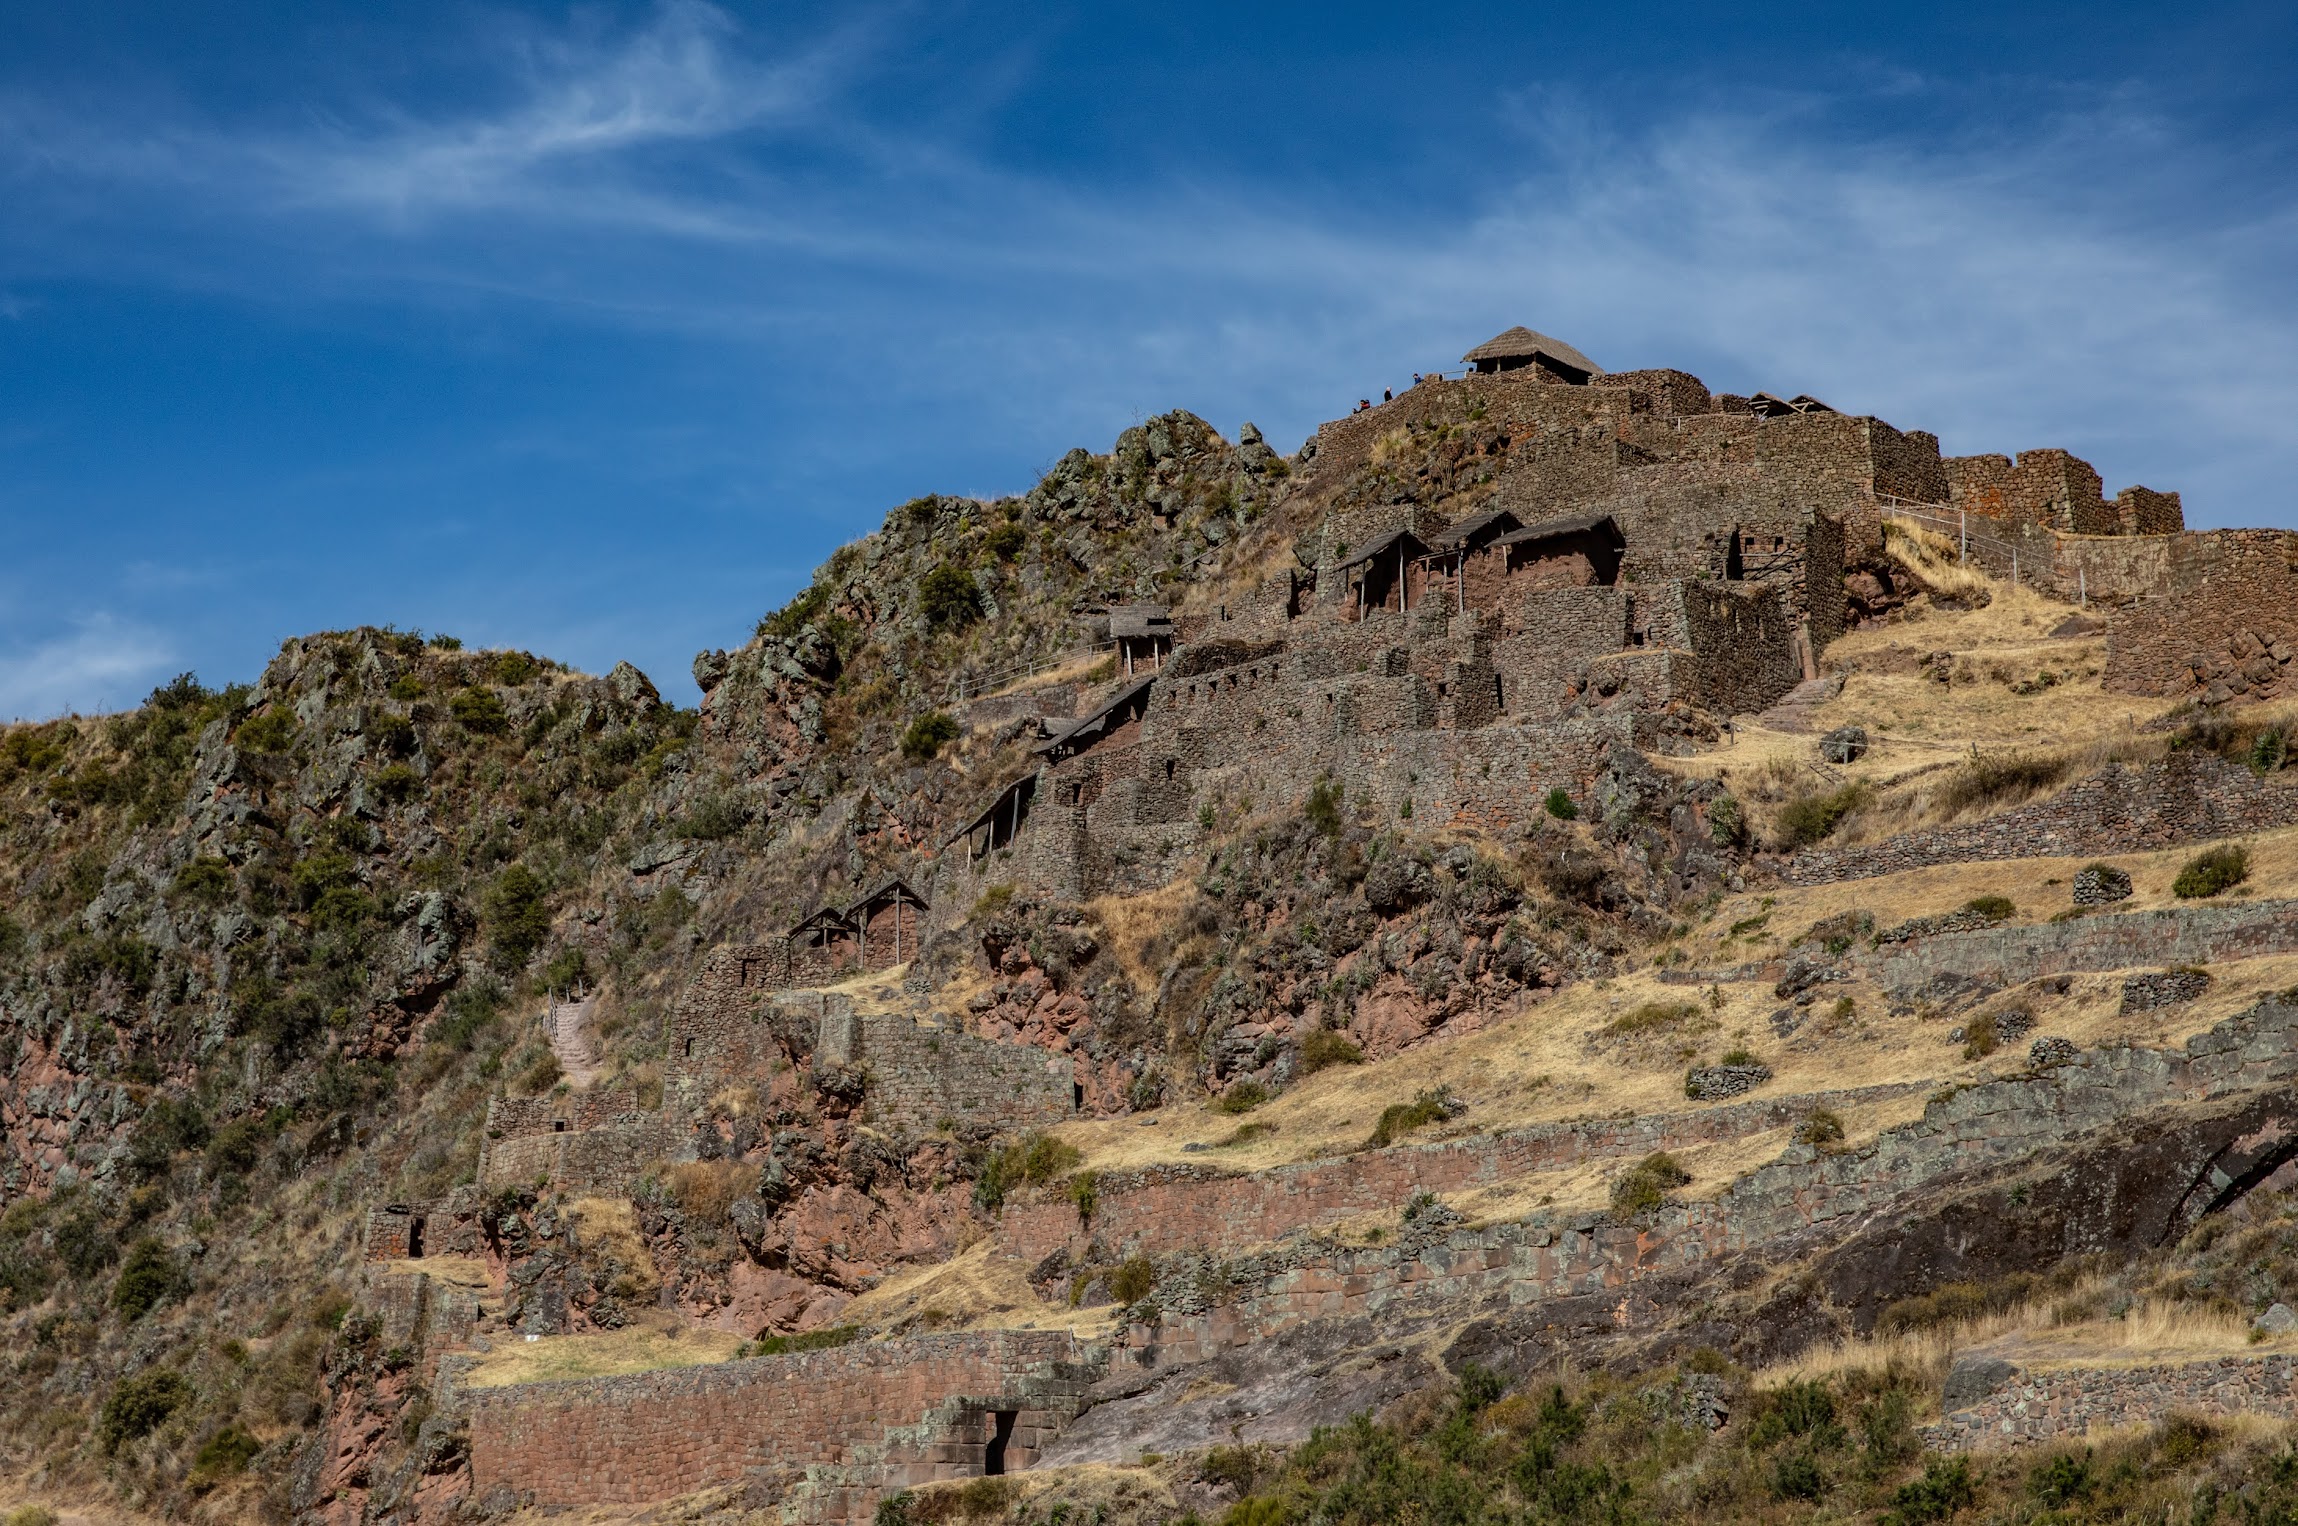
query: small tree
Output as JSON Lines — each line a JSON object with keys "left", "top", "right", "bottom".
{"left": 1544, "top": 787, "right": 1578, "bottom": 821}
{"left": 918, "top": 565, "right": 982, "bottom": 631}
{"left": 901, "top": 712, "right": 960, "bottom": 763}
{"left": 483, "top": 865, "right": 551, "bottom": 969}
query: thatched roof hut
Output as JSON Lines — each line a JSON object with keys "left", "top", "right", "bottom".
{"left": 1461, "top": 327, "right": 1603, "bottom": 383}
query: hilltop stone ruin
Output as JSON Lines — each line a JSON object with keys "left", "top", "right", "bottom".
{"left": 305, "top": 330, "right": 2298, "bottom": 1525}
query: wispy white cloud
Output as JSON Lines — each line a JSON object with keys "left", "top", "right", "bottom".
{"left": 0, "top": 613, "right": 175, "bottom": 721}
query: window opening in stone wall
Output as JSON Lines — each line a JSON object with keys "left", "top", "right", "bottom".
{"left": 684, "top": 1037, "right": 694, "bottom": 1058}
{"left": 1073, "top": 1083, "right": 1085, "bottom": 1111}
{"left": 984, "top": 1410, "right": 1017, "bottom": 1475}
{"left": 553, "top": 1119, "right": 568, "bottom": 1132}
{"left": 1163, "top": 759, "right": 1176, "bottom": 780}
{"left": 406, "top": 1216, "right": 425, "bottom": 1259}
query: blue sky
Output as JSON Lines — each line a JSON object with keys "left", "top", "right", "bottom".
{"left": 2, "top": 2, "right": 2294, "bottom": 718}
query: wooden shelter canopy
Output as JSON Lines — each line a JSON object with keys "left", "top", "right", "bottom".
{"left": 1037, "top": 677, "right": 1156, "bottom": 760}
{"left": 1424, "top": 509, "right": 1524, "bottom": 554}
{"left": 1488, "top": 511, "right": 1624, "bottom": 551}
{"left": 1107, "top": 604, "right": 1174, "bottom": 640}
{"left": 1748, "top": 392, "right": 1838, "bottom": 419}
{"left": 948, "top": 772, "right": 1039, "bottom": 846}
{"left": 788, "top": 906, "right": 858, "bottom": 940}
{"left": 1461, "top": 326, "right": 1604, "bottom": 381}
{"left": 845, "top": 878, "right": 928, "bottom": 921}
{"left": 1332, "top": 527, "right": 1431, "bottom": 572}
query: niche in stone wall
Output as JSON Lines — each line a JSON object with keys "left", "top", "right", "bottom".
{"left": 984, "top": 1410, "right": 1017, "bottom": 1475}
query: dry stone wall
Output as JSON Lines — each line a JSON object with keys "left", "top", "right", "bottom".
{"left": 1784, "top": 754, "right": 2298, "bottom": 885}
{"left": 998, "top": 1083, "right": 1923, "bottom": 1265}
{"left": 463, "top": 1331, "right": 1095, "bottom": 1520}
{"left": 1860, "top": 900, "right": 2298, "bottom": 1004}
{"left": 2104, "top": 530, "right": 2298, "bottom": 701}
{"left": 1119, "top": 997, "right": 2298, "bottom": 1369}
{"left": 1923, "top": 1356, "right": 2298, "bottom": 1449}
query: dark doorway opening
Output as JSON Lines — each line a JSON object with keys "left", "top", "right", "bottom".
{"left": 984, "top": 1410, "right": 1017, "bottom": 1475}
{"left": 406, "top": 1216, "right": 425, "bottom": 1259}
{"left": 553, "top": 1120, "right": 568, "bottom": 1132}
{"left": 1072, "top": 1083, "right": 1085, "bottom": 1111}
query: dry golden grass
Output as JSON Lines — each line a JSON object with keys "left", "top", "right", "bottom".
{"left": 1052, "top": 965, "right": 1942, "bottom": 1183}
{"left": 665, "top": 1160, "right": 760, "bottom": 1225}
{"left": 1688, "top": 824, "right": 2298, "bottom": 971}
{"left": 1088, "top": 879, "right": 1196, "bottom": 995}
{"left": 460, "top": 1315, "right": 747, "bottom": 1389}
{"left": 387, "top": 1255, "right": 490, "bottom": 1289}
{"left": 1882, "top": 520, "right": 1993, "bottom": 602}
{"left": 566, "top": 1197, "right": 659, "bottom": 1302}
{"left": 1761, "top": 1289, "right": 2292, "bottom": 1396}
{"left": 836, "top": 1238, "right": 1120, "bottom": 1336}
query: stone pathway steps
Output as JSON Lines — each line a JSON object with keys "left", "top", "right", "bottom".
{"left": 547, "top": 992, "right": 602, "bottom": 1089}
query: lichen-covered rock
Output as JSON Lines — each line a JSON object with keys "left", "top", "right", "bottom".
{"left": 1685, "top": 1064, "right": 1771, "bottom": 1101}
{"left": 2121, "top": 967, "right": 2212, "bottom": 1014}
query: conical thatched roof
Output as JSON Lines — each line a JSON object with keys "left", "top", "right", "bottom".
{"left": 1461, "top": 326, "right": 1603, "bottom": 377}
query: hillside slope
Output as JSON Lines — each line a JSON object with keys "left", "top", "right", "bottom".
{"left": 4, "top": 364, "right": 2298, "bottom": 1526}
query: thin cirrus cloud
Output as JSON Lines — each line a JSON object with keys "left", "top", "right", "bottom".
{"left": 0, "top": 5, "right": 2292, "bottom": 719}
{"left": 0, "top": 614, "right": 176, "bottom": 722}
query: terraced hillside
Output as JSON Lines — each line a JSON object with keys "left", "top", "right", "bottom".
{"left": 4, "top": 355, "right": 2298, "bottom": 1526}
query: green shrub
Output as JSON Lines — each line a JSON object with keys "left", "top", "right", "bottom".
{"left": 1776, "top": 781, "right": 1871, "bottom": 846}
{"left": 1213, "top": 1121, "right": 1277, "bottom": 1149}
{"left": 1936, "top": 753, "right": 2069, "bottom": 816}
{"left": 1962, "top": 1012, "right": 1999, "bottom": 1060}
{"left": 972, "top": 1132, "right": 1083, "bottom": 1213}
{"left": 6, "top": 1505, "right": 60, "bottom": 1526}
{"left": 234, "top": 709, "right": 298, "bottom": 753}
{"left": 1605, "top": 1000, "right": 1697, "bottom": 1036}
{"left": 1772, "top": 1449, "right": 1826, "bottom": 1501}
{"left": 450, "top": 686, "right": 509, "bottom": 734}
{"left": 99, "top": 1368, "right": 192, "bottom": 1450}
{"left": 919, "top": 564, "right": 982, "bottom": 631}
{"left": 112, "top": 1237, "right": 182, "bottom": 1321}
{"left": 1213, "top": 1080, "right": 1271, "bottom": 1115}
{"left": 373, "top": 763, "right": 420, "bottom": 803}
{"left": 753, "top": 1325, "right": 864, "bottom": 1356}
{"left": 172, "top": 857, "right": 236, "bottom": 904}
{"left": 1719, "top": 1046, "right": 1760, "bottom": 1067}
{"left": 205, "top": 1118, "right": 269, "bottom": 1177}
{"left": 1888, "top": 1457, "right": 1976, "bottom": 1524}
{"left": 1111, "top": 1256, "right": 1156, "bottom": 1304}
{"left": 1543, "top": 787, "right": 1578, "bottom": 821}
{"left": 370, "top": 712, "right": 416, "bottom": 756}
{"left": 1068, "top": 1170, "right": 1099, "bottom": 1225}
{"left": 2174, "top": 844, "right": 2250, "bottom": 899}
{"left": 490, "top": 650, "right": 539, "bottom": 685}
{"left": 1299, "top": 1028, "right": 1363, "bottom": 1072}
{"left": 1367, "top": 1089, "right": 1456, "bottom": 1149}
{"left": 1304, "top": 778, "right": 1342, "bottom": 837}
{"left": 1708, "top": 794, "right": 1745, "bottom": 846}
{"left": 190, "top": 1422, "right": 261, "bottom": 1482}
{"left": 901, "top": 712, "right": 960, "bottom": 763}
{"left": 482, "top": 865, "right": 551, "bottom": 969}
{"left": 429, "top": 633, "right": 463, "bottom": 650}
{"left": 2028, "top": 1449, "right": 2093, "bottom": 1507}
{"left": 2252, "top": 728, "right": 2288, "bottom": 774}
{"left": 1610, "top": 1152, "right": 1692, "bottom": 1215}
{"left": 1798, "top": 1108, "right": 1846, "bottom": 1150}
{"left": 1964, "top": 894, "right": 2016, "bottom": 921}
{"left": 673, "top": 792, "right": 748, "bottom": 840}
{"left": 983, "top": 521, "right": 1026, "bottom": 562}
